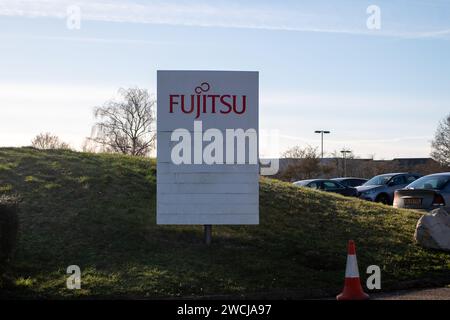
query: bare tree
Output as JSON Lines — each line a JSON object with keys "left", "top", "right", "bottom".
{"left": 431, "top": 114, "right": 450, "bottom": 166}
{"left": 89, "top": 88, "right": 156, "bottom": 156}
{"left": 31, "top": 133, "right": 70, "bottom": 150}
{"left": 282, "top": 145, "right": 309, "bottom": 158}
{"left": 81, "top": 138, "right": 109, "bottom": 153}
{"left": 280, "top": 145, "right": 332, "bottom": 181}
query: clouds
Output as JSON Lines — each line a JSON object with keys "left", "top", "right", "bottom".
{"left": 1, "top": 1, "right": 448, "bottom": 159}
{"left": 258, "top": 90, "right": 443, "bottom": 158}
{"left": 0, "top": 81, "right": 437, "bottom": 159}
{"left": 1, "top": 0, "right": 449, "bottom": 39}
{"left": 0, "top": 82, "right": 117, "bottom": 148}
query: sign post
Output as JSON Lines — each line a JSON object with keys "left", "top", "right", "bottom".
{"left": 204, "top": 225, "right": 212, "bottom": 245}
{"left": 156, "top": 71, "right": 259, "bottom": 238}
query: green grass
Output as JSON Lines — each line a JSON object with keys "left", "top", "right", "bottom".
{"left": 0, "top": 147, "right": 448, "bottom": 299}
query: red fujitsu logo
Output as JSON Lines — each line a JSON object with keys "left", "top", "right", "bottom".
{"left": 169, "top": 82, "right": 247, "bottom": 119}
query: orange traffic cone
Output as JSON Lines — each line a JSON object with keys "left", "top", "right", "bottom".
{"left": 336, "top": 240, "right": 369, "bottom": 300}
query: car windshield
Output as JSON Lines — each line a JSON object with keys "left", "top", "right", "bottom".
{"left": 406, "top": 175, "right": 450, "bottom": 190}
{"left": 363, "top": 175, "right": 394, "bottom": 186}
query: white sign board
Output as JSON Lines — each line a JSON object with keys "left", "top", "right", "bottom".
{"left": 157, "top": 70, "right": 259, "bottom": 225}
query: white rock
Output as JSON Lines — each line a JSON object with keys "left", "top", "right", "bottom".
{"left": 414, "top": 207, "right": 450, "bottom": 251}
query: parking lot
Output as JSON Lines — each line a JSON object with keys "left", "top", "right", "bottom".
{"left": 293, "top": 171, "right": 450, "bottom": 211}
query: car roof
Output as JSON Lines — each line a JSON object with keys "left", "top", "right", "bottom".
{"left": 332, "top": 177, "right": 367, "bottom": 180}
{"left": 294, "top": 179, "right": 326, "bottom": 183}
{"left": 421, "top": 172, "right": 450, "bottom": 177}
{"left": 295, "top": 179, "right": 347, "bottom": 185}
{"left": 376, "top": 172, "right": 415, "bottom": 177}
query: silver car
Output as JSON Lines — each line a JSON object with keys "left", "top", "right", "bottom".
{"left": 356, "top": 173, "right": 421, "bottom": 204}
{"left": 393, "top": 173, "right": 450, "bottom": 211}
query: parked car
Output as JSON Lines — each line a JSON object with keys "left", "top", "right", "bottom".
{"left": 332, "top": 177, "right": 368, "bottom": 188}
{"left": 393, "top": 173, "right": 450, "bottom": 211}
{"left": 356, "top": 173, "right": 421, "bottom": 204}
{"left": 293, "top": 179, "right": 358, "bottom": 197}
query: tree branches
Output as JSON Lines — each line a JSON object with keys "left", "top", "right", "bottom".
{"left": 89, "top": 88, "right": 156, "bottom": 156}
{"left": 431, "top": 114, "right": 450, "bottom": 166}
{"left": 31, "top": 133, "right": 70, "bottom": 150}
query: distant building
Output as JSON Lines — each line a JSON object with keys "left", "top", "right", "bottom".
{"left": 391, "top": 158, "right": 437, "bottom": 167}
{"left": 264, "top": 157, "right": 443, "bottom": 181}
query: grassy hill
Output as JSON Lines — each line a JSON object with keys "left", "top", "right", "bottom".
{"left": 0, "top": 147, "right": 449, "bottom": 299}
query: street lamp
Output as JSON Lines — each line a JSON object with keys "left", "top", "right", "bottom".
{"left": 340, "top": 149, "right": 352, "bottom": 177}
{"left": 314, "top": 130, "right": 331, "bottom": 159}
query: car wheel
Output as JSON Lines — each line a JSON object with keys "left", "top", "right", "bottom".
{"left": 376, "top": 194, "right": 390, "bottom": 205}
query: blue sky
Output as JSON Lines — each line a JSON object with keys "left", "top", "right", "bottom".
{"left": 1, "top": 0, "right": 450, "bottom": 159}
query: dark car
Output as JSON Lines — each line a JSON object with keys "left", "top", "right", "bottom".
{"left": 356, "top": 173, "right": 421, "bottom": 204}
{"left": 293, "top": 179, "right": 358, "bottom": 197}
{"left": 394, "top": 173, "right": 450, "bottom": 211}
{"left": 332, "top": 177, "right": 368, "bottom": 188}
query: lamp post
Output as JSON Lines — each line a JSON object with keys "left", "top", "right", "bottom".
{"left": 315, "top": 130, "right": 331, "bottom": 159}
{"left": 340, "top": 149, "right": 352, "bottom": 177}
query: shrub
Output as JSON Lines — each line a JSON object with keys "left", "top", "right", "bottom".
{"left": 0, "top": 195, "right": 19, "bottom": 266}
{"left": 31, "top": 132, "right": 71, "bottom": 150}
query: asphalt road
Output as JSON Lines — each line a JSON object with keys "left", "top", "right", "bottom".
{"left": 370, "top": 287, "right": 450, "bottom": 300}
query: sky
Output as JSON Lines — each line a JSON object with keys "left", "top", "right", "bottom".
{"left": 1, "top": 0, "right": 450, "bottom": 159}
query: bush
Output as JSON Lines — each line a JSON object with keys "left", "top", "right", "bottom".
{"left": 0, "top": 195, "right": 19, "bottom": 266}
